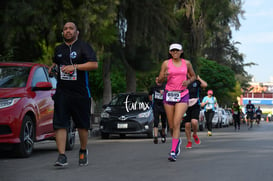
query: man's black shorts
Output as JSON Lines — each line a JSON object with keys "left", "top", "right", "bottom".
{"left": 53, "top": 91, "right": 91, "bottom": 130}
{"left": 184, "top": 103, "right": 201, "bottom": 123}
{"left": 246, "top": 112, "right": 254, "bottom": 120}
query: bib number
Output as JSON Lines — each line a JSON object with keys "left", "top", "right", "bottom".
{"left": 60, "top": 65, "right": 77, "bottom": 81}
{"left": 166, "top": 91, "right": 181, "bottom": 102}
{"left": 154, "top": 91, "right": 163, "bottom": 100}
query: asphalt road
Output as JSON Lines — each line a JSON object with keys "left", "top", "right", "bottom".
{"left": 1, "top": 121, "right": 273, "bottom": 181}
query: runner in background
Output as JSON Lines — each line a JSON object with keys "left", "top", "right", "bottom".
{"left": 201, "top": 90, "right": 217, "bottom": 136}
{"left": 183, "top": 75, "right": 207, "bottom": 149}
{"left": 255, "top": 106, "right": 262, "bottom": 125}
{"left": 232, "top": 101, "right": 241, "bottom": 131}
{"left": 149, "top": 77, "right": 167, "bottom": 144}
{"left": 245, "top": 100, "right": 255, "bottom": 129}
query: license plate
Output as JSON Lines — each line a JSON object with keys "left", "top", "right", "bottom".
{"left": 117, "top": 123, "right": 128, "bottom": 129}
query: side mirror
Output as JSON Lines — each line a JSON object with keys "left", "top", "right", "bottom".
{"left": 32, "top": 82, "right": 53, "bottom": 91}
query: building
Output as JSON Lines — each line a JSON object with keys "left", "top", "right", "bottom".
{"left": 241, "top": 81, "right": 273, "bottom": 114}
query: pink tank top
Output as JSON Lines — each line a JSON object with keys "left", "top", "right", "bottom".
{"left": 165, "top": 58, "right": 188, "bottom": 91}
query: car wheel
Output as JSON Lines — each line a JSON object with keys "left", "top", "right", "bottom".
{"left": 65, "top": 119, "right": 75, "bottom": 150}
{"left": 101, "top": 132, "right": 109, "bottom": 139}
{"left": 15, "top": 115, "right": 34, "bottom": 158}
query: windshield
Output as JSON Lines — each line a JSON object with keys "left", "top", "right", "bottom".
{"left": 109, "top": 94, "right": 150, "bottom": 107}
{"left": 0, "top": 66, "right": 30, "bottom": 88}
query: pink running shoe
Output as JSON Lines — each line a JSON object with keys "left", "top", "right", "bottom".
{"left": 185, "top": 141, "right": 192, "bottom": 149}
{"left": 193, "top": 134, "right": 201, "bottom": 145}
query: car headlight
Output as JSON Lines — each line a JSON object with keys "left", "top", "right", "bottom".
{"left": 101, "top": 112, "right": 110, "bottom": 118}
{"left": 137, "top": 110, "right": 152, "bottom": 118}
{"left": 0, "top": 98, "right": 21, "bottom": 109}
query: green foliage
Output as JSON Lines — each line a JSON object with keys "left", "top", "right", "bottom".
{"left": 89, "top": 59, "right": 127, "bottom": 100}
{"left": 0, "top": 49, "right": 14, "bottom": 62}
{"left": 136, "top": 71, "right": 160, "bottom": 93}
{"left": 118, "top": 0, "right": 177, "bottom": 71}
{"left": 199, "top": 57, "right": 236, "bottom": 106}
{"left": 37, "top": 40, "right": 56, "bottom": 65}
{"left": 229, "top": 81, "right": 243, "bottom": 102}
{"left": 89, "top": 60, "right": 103, "bottom": 101}
{"left": 0, "top": 0, "right": 248, "bottom": 103}
{"left": 111, "top": 68, "right": 126, "bottom": 94}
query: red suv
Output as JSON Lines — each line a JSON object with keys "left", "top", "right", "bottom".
{"left": 0, "top": 62, "right": 75, "bottom": 157}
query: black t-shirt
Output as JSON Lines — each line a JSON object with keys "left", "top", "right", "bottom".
{"left": 148, "top": 84, "right": 165, "bottom": 111}
{"left": 256, "top": 109, "right": 262, "bottom": 116}
{"left": 246, "top": 104, "right": 255, "bottom": 114}
{"left": 187, "top": 80, "right": 201, "bottom": 99}
{"left": 53, "top": 40, "right": 97, "bottom": 97}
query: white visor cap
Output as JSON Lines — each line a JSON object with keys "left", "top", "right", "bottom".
{"left": 169, "top": 43, "right": 182, "bottom": 51}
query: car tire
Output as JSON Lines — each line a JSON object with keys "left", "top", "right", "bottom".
{"left": 101, "top": 132, "right": 109, "bottom": 139}
{"left": 15, "top": 115, "right": 34, "bottom": 158}
{"left": 65, "top": 119, "right": 75, "bottom": 151}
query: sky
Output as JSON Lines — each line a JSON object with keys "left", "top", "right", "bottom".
{"left": 232, "top": 0, "right": 273, "bottom": 83}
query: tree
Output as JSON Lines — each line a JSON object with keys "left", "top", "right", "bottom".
{"left": 0, "top": 0, "right": 120, "bottom": 104}
{"left": 117, "top": 0, "right": 177, "bottom": 92}
{"left": 0, "top": 0, "right": 58, "bottom": 61}
{"left": 173, "top": 0, "right": 251, "bottom": 92}
{"left": 0, "top": 0, "right": 252, "bottom": 104}
{"left": 199, "top": 58, "right": 236, "bottom": 106}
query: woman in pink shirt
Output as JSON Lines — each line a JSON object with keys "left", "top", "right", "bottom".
{"left": 158, "top": 43, "right": 196, "bottom": 161}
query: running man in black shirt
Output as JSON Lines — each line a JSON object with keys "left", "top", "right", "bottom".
{"left": 49, "top": 22, "right": 98, "bottom": 167}
{"left": 245, "top": 100, "right": 255, "bottom": 129}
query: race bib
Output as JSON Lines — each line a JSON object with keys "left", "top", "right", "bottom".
{"left": 154, "top": 91, "right": 163, "bottom": 100}
{"left": 60, "top": 65, "right": 77, "bottom": 81}
{"left": 166, "top": 91, "right": 181, "bottom": 102}
{"left": 234, "top": 111, "right": 238, "bottom": 115}
{"left": 206, "top": 104, "right": 213, "bottom": 109}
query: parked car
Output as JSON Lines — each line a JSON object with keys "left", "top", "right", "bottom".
{"left": 0, "top": 62, "right": 75, "bottom": 157}
{"left": 226, "top": 109, "right": 233, "bottom": 125}
{"left": 202, "top": 107, "right": 223, "bottom": 128}
{"left": 198, "top": 109, "right": 205, "bottom": 131}
{"left": 100, "top": 92, "right": 154, "bottom": 139}
{"left": 220, "top": 108, "right": 229, "bottom": 127}
{"left": 212, "top": 108, "right": 223, "bottom": 128}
